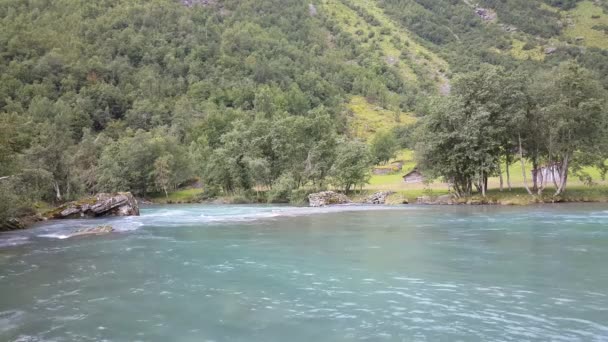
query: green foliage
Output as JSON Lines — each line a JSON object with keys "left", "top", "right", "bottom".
{"left": 267, "top": 173, "right": 297, "bottom": 203}
{"left": 1, "top": 0, "right": 608, "bottom": 217}
{"left": 416, "top": 62, "right": 608, "bottom": 197}
{"left": 331, "top": 140, "right": 373, "bottom": 192}
{"left": 415, "top": 65, "right": 528, "bottom": 197}
{"left": 530, "top": 62, "right": 608, "bottom": 194}
{"left": 370, "top": 131, "right": 399, "bottom": 165}
{"left": 97, "top": 128, "right": 193, "bottom": 195}
{"left": 0, "top": 0, "right": 401, "bottom": 214}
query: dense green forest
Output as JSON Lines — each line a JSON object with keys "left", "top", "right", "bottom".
{"left": 1, "top": 0, "right": 608, "bottom": 223}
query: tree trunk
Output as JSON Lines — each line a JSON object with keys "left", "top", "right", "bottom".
{"left": 554, "top": 154, "right": 570, "bottom": 196}
{"left": 537, "top": 166, "right": 544, "bottom": 196}
{"left": 53, "top": 181, "right": 62, "bottom": 202}
{"left": 498, "top": 162, "right": 503, "bottom": 192}
{"left": 481, "top": 169, "right": 486, "bottom": 198}
{"left": 505, "top": 154, "right": 511, "bottom": 191}
{"left": 484, "top": 175, "right": 488, "bottom": 195}
{"left": 551, "top": 164, "right": 559, "bottom": 189}
{"left": 506, "top": 159, "right": 512, "bottom": 191}
{"left": 519, "top": 134, "right": 533, "bottom": 195}
{"left": 531, "top": 158, "right": 539, "bottom": 192}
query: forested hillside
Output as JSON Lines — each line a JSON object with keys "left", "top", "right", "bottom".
{"left": 1, "top": 0, "right": 608, "bottom": 222}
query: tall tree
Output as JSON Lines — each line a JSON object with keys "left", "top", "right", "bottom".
{"left": 370, "top": 131, "right": 398, "bottom": 165}
{"left": 331, "top": 140, "right": 372, "bottom": 192}
{"left": 533, "top": 62, "right": 607, "bottom": 196}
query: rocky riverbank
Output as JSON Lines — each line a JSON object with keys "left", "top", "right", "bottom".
{"left": 45, "top": 192, "right": 140, "bottom": 219}
{"left": 0, "top": 192, "right": 140, "bottom": 232}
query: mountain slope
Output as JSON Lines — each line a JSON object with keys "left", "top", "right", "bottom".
{"left": 0, "top": 0, "right": 607, "bottom": 219}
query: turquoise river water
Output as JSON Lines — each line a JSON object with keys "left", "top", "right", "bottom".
{"left": 1, "top": 204, "right": 608, "bottom": 341}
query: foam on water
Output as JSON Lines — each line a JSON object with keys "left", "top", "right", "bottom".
{"left": 0, "top": 204, "right": 408, "bottom": 245}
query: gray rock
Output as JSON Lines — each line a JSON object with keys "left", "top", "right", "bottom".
{"left": 435, "top": 194, "right": 454, "bottom": 205}
{"left": 364, "top": 191, "right": 395, "bottom": 205}
{"left": 0, "top": 218, "right": 25, "bottom": 232}
{"left": 181, "top": 0, "right": 216, "bottom": 7}
{"left": 475, "top": 7, "right": 496, "bottom": 21}
{"left": 309, "top": 3, "right": 317, "bottom": 16}
{"left": 308, "top": 191, "right": 351, "bottom": 207}
{"left": 416, "top": 195, "right": 433, "bottom": 205}
{"left": 46, "top": 192, "right": 140, "bottom": 219}
{"left": 416, "top": 194, "right": 454, "bottom": 205}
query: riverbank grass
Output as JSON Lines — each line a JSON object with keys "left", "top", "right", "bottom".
{"left": 149, "top": 188, "right": 204, "bottom": 203}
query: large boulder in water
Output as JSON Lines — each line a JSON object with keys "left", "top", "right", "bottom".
{"left": 46, "top": 192, "right": 140, "bottom": 219}
{"left": 308, "top": 191, "right": 351, "bottom": 207}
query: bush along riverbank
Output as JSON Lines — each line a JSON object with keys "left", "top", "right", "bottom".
{"left": 146, "top": 186, "right": 608, "bottom": 206}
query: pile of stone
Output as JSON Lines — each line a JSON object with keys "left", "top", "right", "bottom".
{"left": 544, "top": 47, "right": 557, "bottom": 55}
{"left": 475, "top": 7, "right": 497, "bottom": 21}
{"left": 364, "top": 191, "right": 395, "bottom": 205}
{"left": 308, "top": 191, "right": 351, "bottom": 207}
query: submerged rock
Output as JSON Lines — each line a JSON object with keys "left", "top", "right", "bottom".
{"left": 364, "top": 191, "right": 395, "bottom": 205}
{"left": 308, "top": 191, "right": 351, "bottom": 207}
{"left": 46, "top": 192, "right": 140, "bottom": 219}
{"left": 68, "top": 225, "right": 114, "bottom": 238}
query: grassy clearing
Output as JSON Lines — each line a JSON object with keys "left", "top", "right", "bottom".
{"left": 348, "top": 0, "right": 449, "bottom": 71}
{"left": 149, "top": 188, "right": 203, "bottom": 203}
{"left": 320, "top": 0, "right": 417, "bottom": 82}
{"left": 564, "top": 0, "right": 608, "bottom": 49}
{"left": 320, "top": 0, "right": 449, "bottom": 90}
{"left": 368, "top": 149, "right": 417, "bottom": 184}
{"left": 510, "top": 39, "right": 545, "bottom": 61}
{"left": 347, "top": 96, "right": 416, "bottom": 141}
{"left": 539, "top": 2, "right": 561, "bottom": 13}
{"left": 470, "top": 186, "right": 608, "bottom": 205}
{"left": 365, "top": 149, "right": 608, "bottom": 203}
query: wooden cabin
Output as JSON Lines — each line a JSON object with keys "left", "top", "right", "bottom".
{"left": 403, "top": 169, "right": 424, "bottom": 184}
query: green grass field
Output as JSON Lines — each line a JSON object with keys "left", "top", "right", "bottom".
{"left": 347, "top": 96, "right": 416, "bottom": 141}
{"left": 366, "top": 149, "right": 608, "bottom": 199}
{"left": 564, "top": 1, "right": 608, "bottom": 49}
{"left": 320, "top": 0, "right": 449, "bottom": 90}
{"left": 149, "top": 188, "right": 203, "bottom": 203}
{"left": 509, "top": 39, "right": 545, "bottom": 61}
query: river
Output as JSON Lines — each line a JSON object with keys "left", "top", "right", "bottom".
{"left": 1, "top": 204, "right": 607, "bottom": 341}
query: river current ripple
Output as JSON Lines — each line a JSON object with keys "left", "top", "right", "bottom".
{"left": 1, "top": 204, "right": 607, "bottom": 341}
